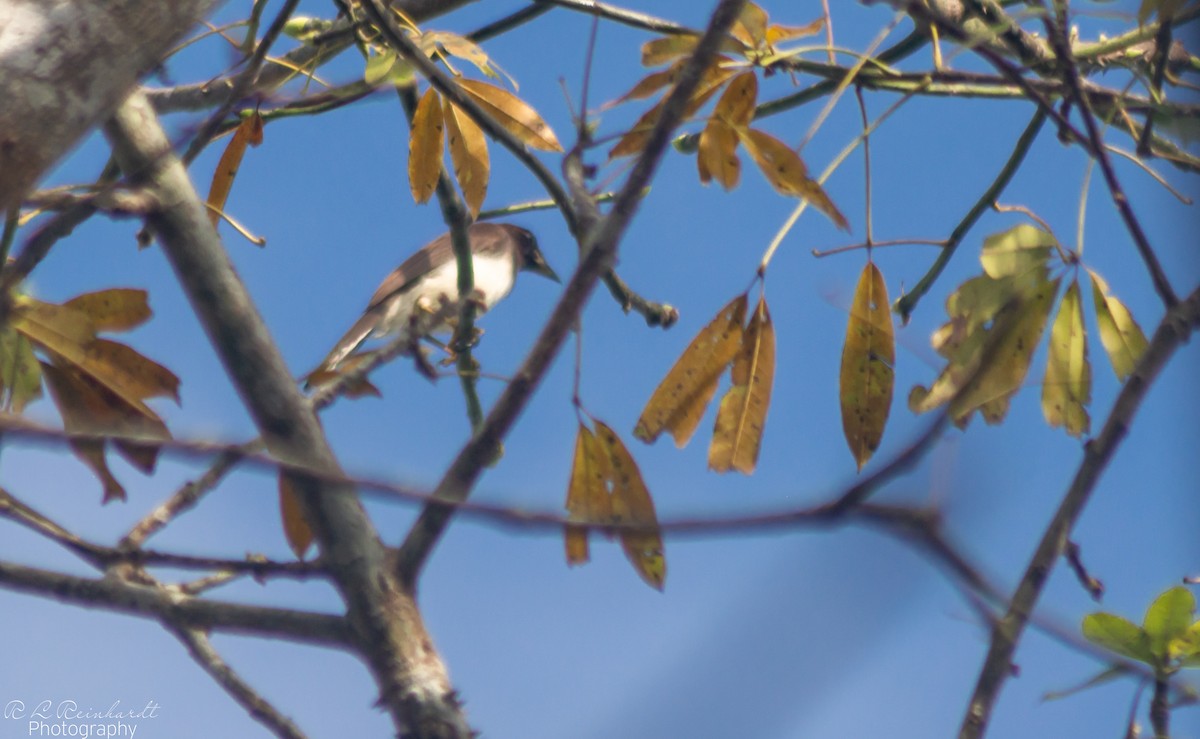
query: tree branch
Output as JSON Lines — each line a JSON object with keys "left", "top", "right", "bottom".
{"left": 0, "top": 560, "right": 351, "bottom": 646}
{"left": 103, "top": 90, "right": 468, "bottom": 738}
{"left": 958, "top": 285, "right": 1200, "bottom": 739}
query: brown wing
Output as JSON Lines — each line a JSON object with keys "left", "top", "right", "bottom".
{"left": 364, "top": 223, "right": 521, "bottom": 309}
{"left": 366, "top": 231, "right": 455, "bottom": 310}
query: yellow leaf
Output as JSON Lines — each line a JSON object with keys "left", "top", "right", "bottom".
{"left": 641, "top": 35, "right": 702, "bottom": 66}
{"left": 731, "top": 2, "right": 769, "bottom": 48}
{"left": 609, "top": 65, "right": 736, "bottom": 159}
{"left": 737, "top": 128, "right": 849, "bottom": 230}
{"left": 839, "top": 262, "right": 895, "bottom": 470}
{"left": 364, "top": 49, "right": 398, "bottom": 85}
{"left": 279, "top": 473, "right": 315, "bottom": 559}
{"left": 564, "top": 423, "right": 613, "bottom": 566}
{"left": 980, "top": 223, "right": 1055, "bottom": 280}
{"left": 409, "top": 87, "right": 445, "bottom": 205}
{"left": 709, "top": 296, "right": 775, "bottom": 474}
{"left": 1042, "top": 279, "right": 1091, "bottom": 437}
{"left": 698, "top": 119, "right": 740, "bottom": 189}
{"left": 1089, "top": 269, "right": 1149, "bottom": 381}
{"left": 634, "top": 294, "right": 747, "bottom": 447}
{"left": 912, "top": 272, "right": 1059, "bottom": 425}
{"left": 13, "top": 297, "right": 96, "bottom": 347}
{"left": 713, "top": 71, "right": 757, "bottom": 128}
{"left": 459, "top": 79, "right": 563, "bottom": 152}
{"left": 423, "top": 31, "right": 498, "bottom": 80}
{"left": 206, "top": 112, "right": 264, "bottom": 228}
{"left": 443, "top": 98, "right": 490, "bottom": 219}
{"left": 63, "top": 288, "right": 152, "bottom": 333}
{"left": 614, "top": 63, "right": 685, "bottom": 104}
{"left": 952, "top": 277, "right": 1060, "bottom": 424}
{"left": 594, "top": 421, "right": 665, "bottom": 591}
{"left": 765, "top": 18, "right": 825, "bottom": 46}
{"left": 0, "top": 326, "right": 42, "bottom": 412}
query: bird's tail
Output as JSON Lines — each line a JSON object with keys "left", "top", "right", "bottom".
{"left": 305, "top": 312, "right": 380, "bottom": 387}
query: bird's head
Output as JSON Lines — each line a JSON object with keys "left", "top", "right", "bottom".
{"left": 510, "top": 227, "right": 560, "bottom": 283}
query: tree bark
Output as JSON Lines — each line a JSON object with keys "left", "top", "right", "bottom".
{"left": 0, "top": 0, "right": 224, "bottom": 211}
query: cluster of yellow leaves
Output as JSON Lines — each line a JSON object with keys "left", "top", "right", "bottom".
{"left": 839, "top": 262, "right": 895, "bottom": 470}
{"left": 564, "top": 420, "right": 665, "bottom": 591}
{"left": 356, "top": 22, "right": 564, "bottom": 218}
{"left": 610, "top": 5, "right": 846, "bottom": 229}
{"left": 3, "top": 289, "right": 179, "bottom": 502}
{"left": 408, "top": 79, "right": 562, "bottom": 218}
{"left": 910, "top": 224, "right": 1149, "bottom": 434}
{"left": 634, "top": 292, "right": 776, "bottom": 475}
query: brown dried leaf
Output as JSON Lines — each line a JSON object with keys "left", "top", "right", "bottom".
{"left": 13, "top": 297, "right": 96, "bottom": 348}
{"left": 609, "top": 65, "right": 737, "bottom": 159}
{"left": 206, "top": 112, "right": 264, "bottom": 227}
{"left": 708, "top": 296, "right": 775, "bottom": 474}
{"left": 458, "top": 79, "right": 563, "bottom": 152}
{"left": 409, "top": 87, "right": 444, "bottom": 205}
{"left": 641, "top": 34, "right": 703, "bottom": 67}
{"left": 279, "top": 473, "right": 315, "bottom": 559}
{"left": 423, "top": 31, "right": 498, "bottom": 80}
{"left": 634, "top": 294, "right": 748, "bottom": 447}
{"left": 737, "top": 128, "right": 849, "bottom": 230}
{"left": 594, "top": 421, "right": 665, "bottom": 591}
{"left": 75, "top": 338, "right": 181, "bottom": 408}
{"left": 41, "top": 360, "right": 171, "bottom": 501}
{"left": 443, "top": 98, "right": 490, "bottom": 219}
{"left": 564, "top": 423, "right": 614, "bottom": 566}
{"left": 765, "top": 18, "right": 825, "bottom": 46}
{"left": 713, "top": 71, "right": 758, "bottom": 128}
{"left": 839, "top": 262, "right": 895, "bottom": 471}
{"left": 63, "top": 289, "right": 152, "bottom": 333}
{"left": 731, "top": 2, "right": 770, "bottom": 48}
{"left": 614, "top": 62, "right": 686, "bottom": 104}
{"left": 698, "top": 119, "right": 740, "bottom": 189}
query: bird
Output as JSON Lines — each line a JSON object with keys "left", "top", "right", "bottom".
{"left": 311, "top": 222, "right": 558, "bottom": 377}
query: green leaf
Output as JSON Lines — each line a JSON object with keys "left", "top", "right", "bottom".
{"left": 1143, "top": 586, "right": 1196, "bottom": 658}
{"left": 364, "top": 50, "right": 398, "bottom": 86}
{"left": 1180, "top": 621, "right": 1200, "bottom": 667}
{"left": 1082, "top": 612, "right": 1154, "bottom": 663}
{"left": 980, "top": 223, "right": 1055, "bottom": 280}
{"left": 1089, "top": 270, "right": 1148, "bottom": 382}
{"left": 0, "top": 325, "right": 43, "bottom": 412}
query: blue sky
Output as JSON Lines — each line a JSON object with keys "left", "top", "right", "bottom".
{"left": 1, "top": 1, "right": 1197, "bottom": 738}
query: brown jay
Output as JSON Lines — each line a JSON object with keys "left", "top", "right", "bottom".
{"left": 315, "top": 222, "right": 558, "bottom": 373}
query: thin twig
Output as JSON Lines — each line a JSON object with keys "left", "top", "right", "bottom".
{"left": 181, "top": 0, "right": 303, "bottom": 165}
{"left": 895, "top": 108, "right": 1045, "bottom": 323}
{"left": 1037, "top": 5, "right": 1178, "bottom": 309}
{"left": 170, "top": 626, "right": 309, "bottom": 739}
{"left": 0, "top": 559, "right": 352, "bottom": 646}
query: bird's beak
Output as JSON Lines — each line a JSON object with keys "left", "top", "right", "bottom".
{"left": 526, "top": 252, "right": 561, "bottom": 283}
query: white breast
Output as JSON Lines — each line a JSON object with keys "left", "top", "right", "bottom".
{"left": 373, "top": 251, "right": 516, "bottom": 339}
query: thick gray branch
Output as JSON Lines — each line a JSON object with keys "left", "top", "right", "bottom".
{"left": 0, "top": 0, "right": 223, "bottom": 211}
{"left": 103, "top": 91, "right": 468, "bottom": 738}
